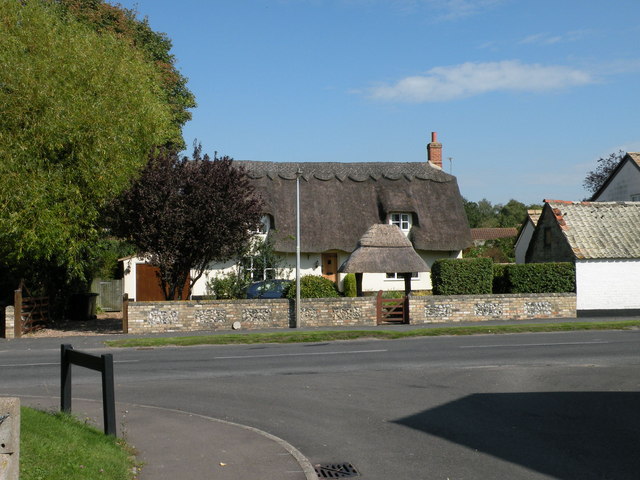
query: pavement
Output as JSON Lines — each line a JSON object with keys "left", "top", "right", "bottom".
{"left": 5, "top": 315, "right": 639, "bottom": 480}
{"left": 20, "top": 395, "right": 316, "bottom": 480}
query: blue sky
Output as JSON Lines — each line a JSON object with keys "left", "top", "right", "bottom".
{"left": 117, "top": 0, "right": 640, "bottom": 205}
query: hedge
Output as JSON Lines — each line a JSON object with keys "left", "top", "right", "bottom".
{"left": 285, "top": 275, "right": 340, "bottom": 298}
{"left": 343, "top": 273, "right": 357, "bottom": 297}
{"left": 504, "top": 263, "right": 575, "bottom": 293}
{"left": 431, "top": 258, "right": 493, "bottom": 295}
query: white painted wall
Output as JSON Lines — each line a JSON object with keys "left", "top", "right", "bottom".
{"left": 124, "top": 249, "right": 463, "bottom": 299}
{"left": 576, "top": 259, "right": 640, "bottom": 310}
{"left": 593, "top": 160, "right": 640, "bottom": 201}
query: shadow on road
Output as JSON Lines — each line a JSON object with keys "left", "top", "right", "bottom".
{"left": 394, "top": 392, "right": 640, "bottom": 479}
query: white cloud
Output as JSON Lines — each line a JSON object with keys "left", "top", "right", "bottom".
{"left": 430, "top": 0, "right": 506, "bottom": 20}
{"left": 518, "top": 30, "right": 588, "bottom": 46}
{"left": 366, "top": 60, "right": 594, "bottom": 102}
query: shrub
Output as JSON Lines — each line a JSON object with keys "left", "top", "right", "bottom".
{"left": 343, "top": 273, "right": 357, "bottom": 297}
{"left": 286, "top": 275, "right": 340, "bottom": 298}
{"left": 206, "top": 272, "right": 249, "bottom": 299}
{"left": 504, "top": 263, "right": 575, "bottom": 293}
{"left": 431, "top": 258, "right": 493, "bottom": 295}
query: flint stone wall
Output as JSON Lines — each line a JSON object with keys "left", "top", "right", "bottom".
{"left": 124, "top": 293, "right": 576, "bottom": 334}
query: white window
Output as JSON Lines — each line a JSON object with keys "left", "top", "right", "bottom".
{"left": 385, "top": 272, "right": 419, "bottom": 279}
{"left": 244, "top": 256, "right": 276, "bottom": 281}
{"left": 389, "top": 213, "right": 412, "bottom": 233}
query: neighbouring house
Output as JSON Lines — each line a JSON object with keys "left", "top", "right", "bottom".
{"left": 121, "top": 133, "right": 472, "bottom": 300}
{"left": 590, "top": 152, "right": 640, "bottom": 201}
{"left": 470, "top": 228, "right": 518, "bottom": 247}
{"left": 514, "top": 209, "right": 542, "bottom": 264}
{"left": 526, "top": 200, "right": 640, "bottom": 313}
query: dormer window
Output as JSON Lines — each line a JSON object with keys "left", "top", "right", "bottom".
{"left": 254, "top": 215, "right": 271, "bottom": 235}
{"left": 389, "top": 213, "right": 412, "bottom": 234}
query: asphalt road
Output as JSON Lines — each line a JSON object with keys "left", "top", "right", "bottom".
{"left": 2, "top": 329, "right": 639, "bottom": 479}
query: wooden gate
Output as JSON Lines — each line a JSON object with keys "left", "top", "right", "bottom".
{"left": 14, "top": 283, "right": 49, "bottom": 336}
{"left": 376, "top": 290, "right": 409, "bottom": 325}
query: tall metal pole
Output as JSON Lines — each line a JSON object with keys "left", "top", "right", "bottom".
{"left": 295, "top": 167, "right": 302, "bottom": 328}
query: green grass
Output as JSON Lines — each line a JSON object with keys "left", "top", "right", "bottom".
{"left": 105, "top": 320, "right": 640, "bottom": 348}
{"left": 21, "top": 407, "right": 135, "bottom": 480}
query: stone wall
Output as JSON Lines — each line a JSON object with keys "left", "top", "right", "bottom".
{"left": 126, "top": 299, "right": 292, "bottom": 334}
{"left": 410, "top": 293, "right": 576, "bottom": 324}
{"left": 123, "top": 293, "right": 576, "bottom": 334}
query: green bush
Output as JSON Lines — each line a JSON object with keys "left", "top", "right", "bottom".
{"left": 503, "top": 263, "right": 575, "bottom": 293}
{"left": 286, "top": 275, "right": 340, "bottom": 298}
{"left": 343, "top": 273, "right": 357, "bottom": 297}
{"left": 431, "top": 258, "right": 493, "bottom": 295}
{"left": 206, "top": 272, "right": 249, "bottom": 299}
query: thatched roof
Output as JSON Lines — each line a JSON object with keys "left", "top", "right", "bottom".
{"left": 234, "top": 161, "right": 472, "bottom": 253}
{"left": 339, "top": 224, "right": 430, "bottom": 273}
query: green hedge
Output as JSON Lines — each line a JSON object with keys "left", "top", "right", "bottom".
{"left": 343, "top": 273, "right": 357, "bottom": 297}
{"left": 503, "top": 263, "right": 575, "bottom": 293}
{"left": 433, "top": 259, "right": 575, "bottom": 295}
{"left": 432, "top": 258, "right": 493, "bottom": 295}
{"left": 285, "top": 275, "right": 340, "bottom": 299}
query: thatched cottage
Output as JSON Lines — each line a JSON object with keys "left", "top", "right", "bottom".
{"left": 195, "top": 133, "right": 471, "bottom": 295}
{"left": 121, "top": 134, "right": 472, "bottom": 299}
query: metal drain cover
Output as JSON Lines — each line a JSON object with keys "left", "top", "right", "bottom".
{"left": 314, "top": 463, "right": 360, "bottom": 478}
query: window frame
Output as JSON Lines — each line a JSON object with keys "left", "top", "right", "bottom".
{"left": 389, "top": 212, "right": 412, "bottom": 233}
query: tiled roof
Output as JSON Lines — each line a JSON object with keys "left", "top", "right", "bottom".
{"left": 527, "top": 209, "right": 542, "bottom": 226}
{"left": 546, "top": 201, "right": 640, "bottom": 259}
{"left": 471, "top": 228, "right": 518, "bottom": 241}
{"left": 629, "top": 152, "right": 640, "bottom": 167}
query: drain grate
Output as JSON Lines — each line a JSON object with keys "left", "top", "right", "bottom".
{"left": 314, "top": 463, "right": 360, "bottom": 478}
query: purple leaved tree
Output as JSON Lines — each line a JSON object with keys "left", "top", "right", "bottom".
{"left": 109, "top": 145, "right": 263, "bottom": 300}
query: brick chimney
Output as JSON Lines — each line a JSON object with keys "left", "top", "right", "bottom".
{"left": 427, "top": 132, "right": 442, "bottom": 169}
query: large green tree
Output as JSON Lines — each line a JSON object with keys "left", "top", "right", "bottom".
{"left": 50, "top": 0, "right": 196, "bottom": 149}
{"left": 0, "top": 0, "right": 173, "bottom": 295}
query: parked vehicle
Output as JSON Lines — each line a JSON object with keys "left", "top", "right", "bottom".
{"left": 246, "top": 280, "right": 291, "bottom": 299}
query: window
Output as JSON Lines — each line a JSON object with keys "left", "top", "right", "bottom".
{"left": 631, "top": 194, "right": 640, "bottom": 201}
{"left": 243, "top": 256, "right": 276, "bottom": 281}
{"left": 385, "top": 272, "right": 419, "bottom": 279}
{"left": 389, "top": 213, "right": 412, "bottom": 233}
{"left": 253, "top": 216, "right": 270, "bottom": 234}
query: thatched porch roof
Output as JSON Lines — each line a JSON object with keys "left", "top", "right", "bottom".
{"left": 339, "top": 224, "right": 430, "bottom": 273}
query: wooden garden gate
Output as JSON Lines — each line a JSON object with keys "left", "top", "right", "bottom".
{"left": 376, "top": 290, "right": 409, "bottom": 325}
{"left": 14, "top": 282, "right": 49, "bottom": 336}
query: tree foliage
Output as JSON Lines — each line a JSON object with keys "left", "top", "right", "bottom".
{"left": 0, "top": 0, "right": 173, "bottom": 294}
{"left": 583, "top": 150, "right": 625, "bottom": 195}
{"left": 49, "top": 0, "right": 196, "bottom": 148}
{"left": 108, "top": 146, "right": 264, "bottom": 300}
{"left": 463, "top": 198, "right": 538, "bottom": 228}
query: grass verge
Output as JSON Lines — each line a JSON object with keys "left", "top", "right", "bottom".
{"left": 105, "top": 320, "right": 640, "bottom": 348}
{"left": 21, "top": 407, "right": 136, "bottom": 480}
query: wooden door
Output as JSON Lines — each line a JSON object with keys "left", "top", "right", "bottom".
{"left": 136, "top": 264, "right": 190, "bottom": 301}
{"left": 321, "top": 253, "right": 338, "bottom": 284}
